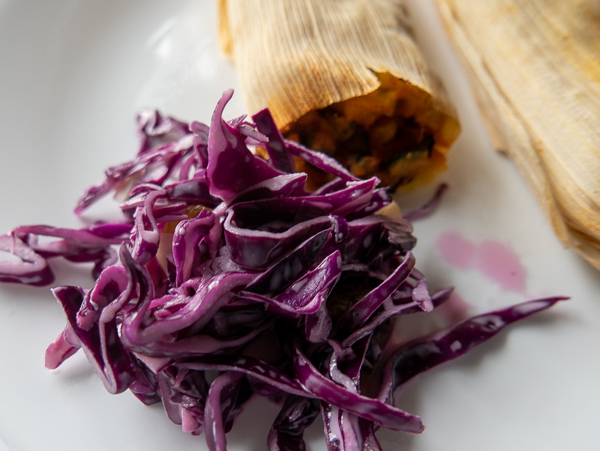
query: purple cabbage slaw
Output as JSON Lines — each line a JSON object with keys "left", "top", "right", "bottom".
{"left": 0, "top": 89, "right": 566, "bottom": 450}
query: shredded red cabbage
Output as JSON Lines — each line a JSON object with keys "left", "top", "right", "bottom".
{"left": 0, "top": 90, "right": 566, "bottom": 450}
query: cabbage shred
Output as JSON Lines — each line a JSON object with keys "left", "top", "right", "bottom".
{"left": 0, "top": 90, "right": 565, "bottom": 450}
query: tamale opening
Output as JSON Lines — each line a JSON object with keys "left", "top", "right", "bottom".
{"left": 284, "top": 72, "right": 459, "bottom": 192}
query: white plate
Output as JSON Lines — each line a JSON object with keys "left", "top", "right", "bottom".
{"left": 1, "top": 1, "right": 599, "bottom": 450}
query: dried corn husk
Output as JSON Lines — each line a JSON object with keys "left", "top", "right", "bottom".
{"left": 218, "top": 0, "right": 460, "bottom": 191}
{"left": 435, "top": 0, "right": 600, "bottom": 270}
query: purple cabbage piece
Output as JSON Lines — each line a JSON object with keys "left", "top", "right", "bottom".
{"left": 292, "top": 347, "right": 424, "bottom": 434}
{"left": 0, "top": 90, "right": 567, "bottom": 451}
{"left": 172, "top": 209, "right": 220, "bottom": 287}
{"left": 223, "top": 210, "right": 334, "bottom": 270}
{"left": 207, "top": 90, "right": 284, "bottom": 203}
{"left": 334, "top": 252, "right": 416, "bottom": 334}
{"left": 49, "top": 285, "right": 137, "bottom": 394}
{"left": 179, "top": 355, "right": 312, "bottom": 399}
{"left": 239, "top": 250, "right": 342, "bottom": 318}
{"left": 379, "top": 296, "right": 568, "bottom": 405}
{"left": 267, "top": 396, "right": 320, "bottom": 451}
{"left": 252, "top": 108, "right": 295, "bottom": 174}
{"left": 320, "top": 405, "right": 383, "bottom": 451}
{"left": 204, "top": 371, "right": 246, "bottom": 451}
{"left": 0, "top": 234, "right": 54, "bottom": 286}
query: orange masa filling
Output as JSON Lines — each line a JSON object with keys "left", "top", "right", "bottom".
{"left": 283, "top": 73, "right": 460, "bottom": 192}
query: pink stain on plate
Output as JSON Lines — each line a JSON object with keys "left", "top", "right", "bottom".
{"left": 436, "top": 231, "right": 476, "bottom": 269}
{"left": 435, "top": 290, "right": 472, "bottom": 323}
{"left": 436, "top": 231, "right": 528, "bottom": 295}
{"left": 477, "top": 239, "right": 527, "bottom": 294}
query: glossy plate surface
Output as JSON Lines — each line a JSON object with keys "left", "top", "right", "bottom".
{"left": 1, "top": 1, "right": 599, "bottom": 450}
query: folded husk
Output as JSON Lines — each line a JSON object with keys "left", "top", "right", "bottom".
{"left": 219, "top": 0, "right": 460, "bottom": 191}
{"left": 436, "top": 0, "right": 600, "bottom": 270}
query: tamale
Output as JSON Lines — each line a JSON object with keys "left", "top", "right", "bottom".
{"left": 218, "top": 0, "right": 460, "bottom": 192}
{"left": 435, "top": 0, "right": 600, "bottom": 270}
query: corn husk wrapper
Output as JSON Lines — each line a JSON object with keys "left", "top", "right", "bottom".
{"left": 435, "top": 0, "right": 600, "bottom": 270}
{"left": 219, "top": 0, "right": 460, "bottom": 191}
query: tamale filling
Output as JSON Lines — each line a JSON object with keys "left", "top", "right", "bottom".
{"left": 283, "top": 73, "right": 459, "bottom": 192}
